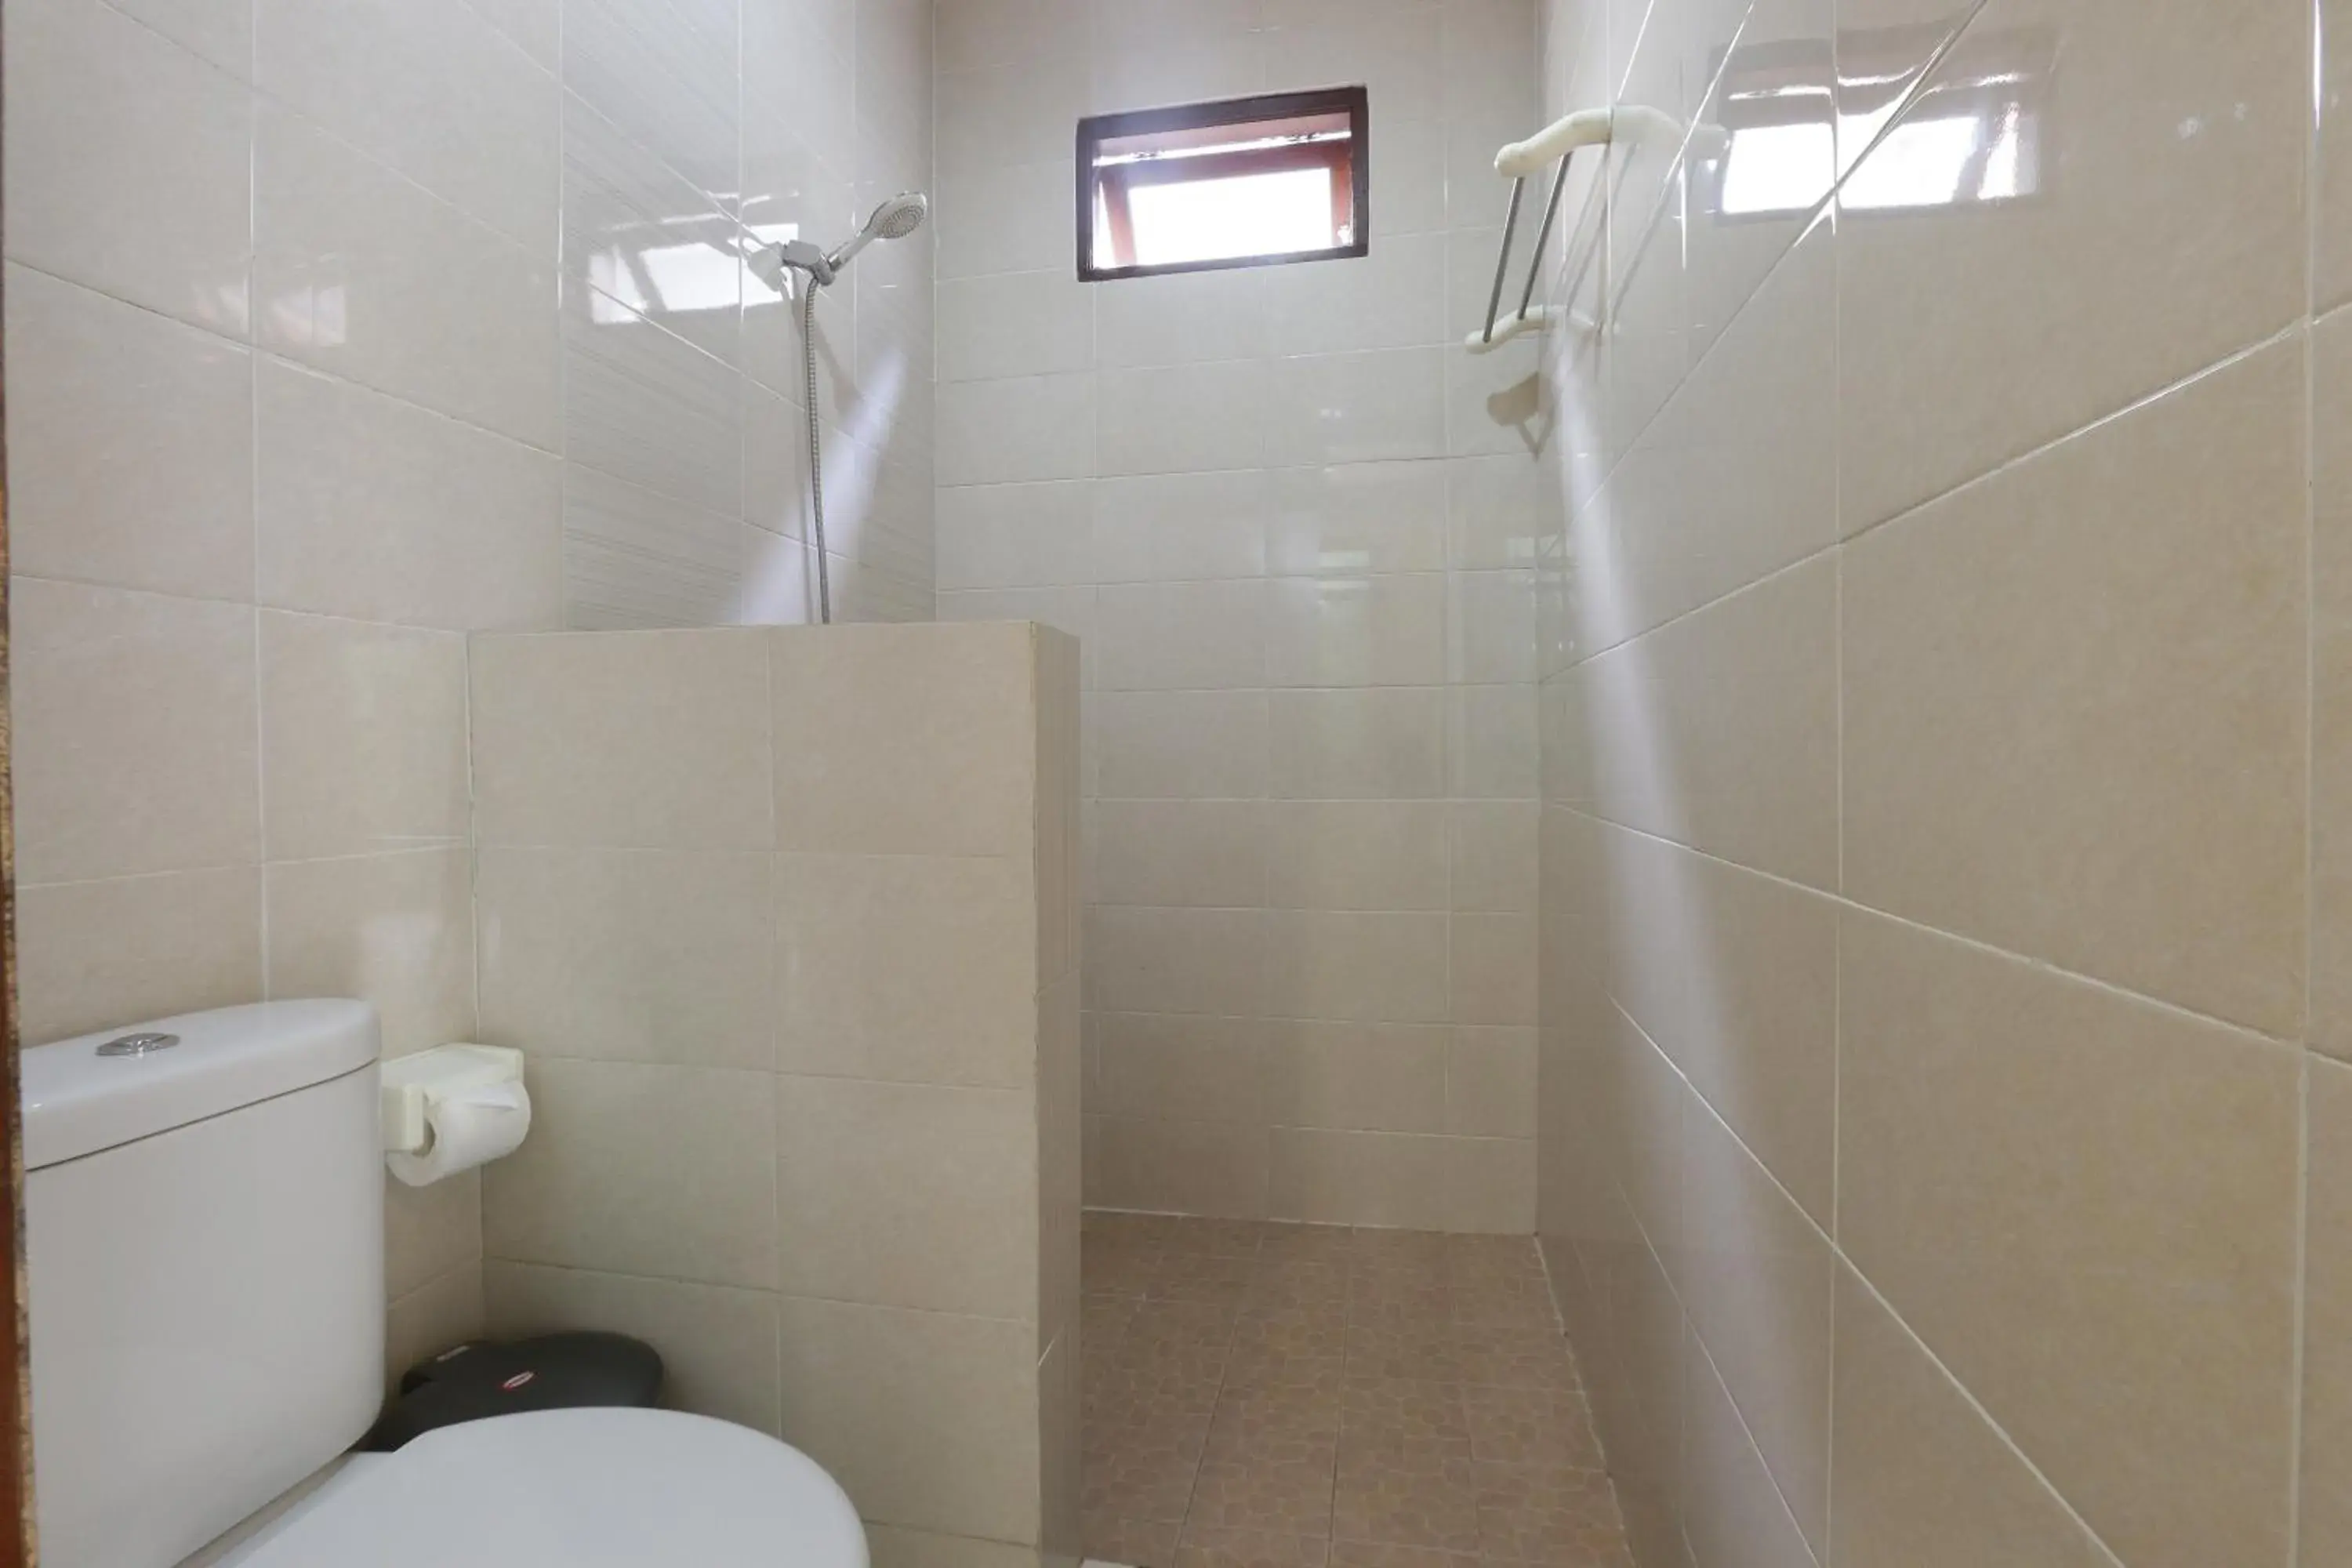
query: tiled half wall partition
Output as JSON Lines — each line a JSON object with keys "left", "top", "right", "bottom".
{"left": 934, "top": 0, "right": 1564, "bottom": 1230}
{"left": 4, "top": 0, "right": 936, "bottom": 1386}
{"left": 1533, "top": 0, "right": 2352, "bottom": 1565}
{"left": 470, "top": 621, "right": 1083, "bottom": 1566}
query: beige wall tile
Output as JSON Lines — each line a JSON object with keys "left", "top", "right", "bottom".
{"left": 771, "top": 622, "right": 1036, "bottom": 856}
{"left": 18, "top": 867, "right": 263, "bottom": 1044}
{"left": 1445, "top": 683, "right": 1538, "bottom": 800}
{"left": 779, "top": 1297, "right": 1041, "bottom": 1543}
{"left": 1265, "top": 574, "right": 1449, "bottom": 688}
{"left": 384, "top": 1261, "right": 486, "bottom": 1390}
{"left": 259, "top": 612, "right": 470, "bottom": 860}
{"left": 1681, "top": 1087, "right": 1831, "bottom": 1551}
{"left": 778, "top": 851, "right": 1037, "bottom": 1087}
{"left": 254, "top": 0, "right": 559, "bottom": 248}
{"left": 483, "top": 1057, "right": 779, "bottom": 1290}
{"left": 14, "top": 579, "right": 259, "bottom": 885}
{"left": 1262, "top": 1018, "right": 1449, "bottom": 1134}
{"left": 1681, "top": 1331, "right": 1817, "bottom": 1568}
{"left": 778, "top": 1076, "right": 1038, "bottom": 1321}
{"left": 478, "top": 846, "right": 774, "bottom": 1072}
{"left": 1443, "top": 1025, "right": 1536, "bottom": 1138}
{"left": 1091, "top": 470, "right": 1269, "bottom": 585}
{"left": 5, "top": 264, "right": 254, "bottom": 601}
{"left": 1090, "top": 1115, "right": 1269, "bottom": 1219}
{"left": 1269, "top": 688, "right": 1447, "bottom": 800}
{"left": 1570, "top": 216, "right": 1835, "bottom": 656}
{"left": 1264, "top": 800, "right": 1448, "bottom": 912}
{"left": 1269, "top": 1127, "right": 1533, "bottom": 1232}
{"left": 1598, "top": 820, "right": 1836, "bottom": 1225}
{"left": 2325, "top": 0, "right": 2352, "bottom": 312}
{"left": 1037, "top": 982, "right": 1083, "bottom": 1352}
{"left": 253, "top": 106, "right": 560, "bottom": 449}
{"left": 471, "top": 628, "right": 772, "bottom": 849}
{"left": 1595, "top": 1004, "right": 1685, "bottom": 1283}
{"left": 1262, "top": 909, "right": 1452, "bottom": 1025}
{"left": 256, "top": 358, "right": 564, "bottom": 633}
{"left": 1829, "top": 1264, "right": 2115, "bottom": 1568}
{"left": 1094, "top": 689, "right": 1269, "bottom": 800}
{"left": 1038, "top": 1326, "right": 1082, "bottom": 1563}
{"left": 4, "top": 0, "right": 252, "bottom": 336}
{"left": 485, "top": 1260, "right": 782, "bottom": 1438}
{"left": 1837, "top": 909, "right": 2299, "bottom": 1568}
{"left": 1269, "top": 461, "right": 1447, "bottom": 576}
{"left": 1094, "top": 579, "right": 1267, "bottom": 691}
{"left": 1564, "top": 554, "right": 1837, "bottom": 887}
{"left": 265, "top": 849, "right": 474, "bottom": 1058}
{"left": 1096, "top": 1013, "right": 1269, "bottom": 1125}
{"left": 1093, "top": 800, "right": 1267, "bottom": 908}
{"left": 2304, "top": 1054, "right": 2352, "bottom": 1565}
{"left": 1844, "top": 339, "right": 2307, "bottom": 1035}
{"left": 386, "top": 1168, "right": 482, "bottom": 1301}
{"left": 1085, "top": 906, "right": 1266, "bottom": 1017}
{"left": 1446, "top": 1132, "right": 1537, "bottom": 1232}
{"left": 1835, "top": 0, "right": 2307, "bottom": 530}
{"left": 2310, "top": 307, "right": 2352, "bottom": 1057}
{"left": 1448, "top": 800, "right": 1537, "bottom": 913}
{"left": 1449, "top": 911, "right": 1535, "bottom": 1026}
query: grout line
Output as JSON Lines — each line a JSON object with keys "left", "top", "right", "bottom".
{"left": 1602, "top": 997, "right": 2128, "bottom": 1568}
{"left": 1839, "top": 1258, "right": 2132, "bottom": 1568}
{"left": 2290, "top": 5, "right": 2326, "bottom": 1558}
{"left": 1564, "top": 804, "right": 2312, "bottom": 1058}
{"left": 1689, "top": 1327, "right": 1824, "bottom": 1568}
{"left": 0, "top": 256, "right": 565, "bottom": 463}
{"left": 1559, "top": 317, "right": 2310, "bottom": 677}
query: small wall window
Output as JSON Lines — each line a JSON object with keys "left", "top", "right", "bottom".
{"left": 1076, "top": 86, "right": 1370, "bottom": 281}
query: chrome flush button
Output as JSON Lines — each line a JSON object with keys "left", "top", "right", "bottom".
{"left": 96, "top": 1032, "right": 180, "bottom": 1058}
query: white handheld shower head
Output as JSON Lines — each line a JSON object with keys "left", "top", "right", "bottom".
{"left": 824, "top": 191, "right": 929, "bottom": 273}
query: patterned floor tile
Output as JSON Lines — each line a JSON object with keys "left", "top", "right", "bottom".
{"left": 1086, "top": 1511, "right": 1183, "bottom": 1568}
{"left": 1449, "top": 1323, "right": 1581, "bottom": 1390}
{"left": 1087, "top": 1240, "right": 1165, "bottom": 1298}
{"left": 1331, "top": 1434, "right": 1483, "bottom": 1553}
{"left": 1084, "top": 1406, "right": 1213, "bottom": 1523}
{"left": 1472, "top": 1461, "right": 1629, "bottom": 1563}
{"left": 1245, "top": 1261, "right": 1352, "bottom": 1316}
{"left": 1176, "top": 1525, "right": 1334, "bottom": 1566}
{"left": 1258, "top": 1223, "right": 1355, "bottom": 1266}
{"left": 1341, "top": 1377, "right": 1471, "bottom": 1447}
{"left": 1459, "top": 1385, "right": 1605, "bottom": 1468}
{"left": 1344, "top": 1320, "right": 1471, "bottom": 1384}
{"left": 1083, "top": 1216, "right": 1629, "bottom": 1568}
{"left": 1324, "top": 1544, "right": 1482, "bottom": 1568}
{"left": 1189, "top": 1445, "right": 1340, "bottom": 1536}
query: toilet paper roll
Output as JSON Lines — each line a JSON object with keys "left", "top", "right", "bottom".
{"left": 387, "top": 1081, "right": 531, "bottom": 1188}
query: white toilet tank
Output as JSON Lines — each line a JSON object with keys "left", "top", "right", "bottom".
{"left": 24, "top": 1001, "right": 387, "bottom": 1568}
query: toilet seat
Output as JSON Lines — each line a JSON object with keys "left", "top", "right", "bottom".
{"left": 226, "top": 1407, "right": 868, "bottom": 1566}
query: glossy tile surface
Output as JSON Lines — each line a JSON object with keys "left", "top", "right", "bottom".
{"left": 1535, "top": 0, "right": 2343, "bottom": 1562}
{"left": 4, "top": 0, "right": 938, "bottom": 1470}
{"left": 936, "top": 0, "right": 1548, "bottom": 1228}
{"left": 1083, "top": 1214, "right": 1630, "bottom": 1567}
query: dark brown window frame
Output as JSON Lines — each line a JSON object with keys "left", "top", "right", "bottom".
{"left": 1076, "top": 85, "right": 1372, "bottom": 283}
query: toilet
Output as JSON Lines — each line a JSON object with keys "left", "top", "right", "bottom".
{"left": 23, "top": 1000, "right": 869, "bottom": 1568}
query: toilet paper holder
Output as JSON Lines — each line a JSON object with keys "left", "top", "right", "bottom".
{"left": 381, "top": 1044, "right": 525, "bottom": 1156}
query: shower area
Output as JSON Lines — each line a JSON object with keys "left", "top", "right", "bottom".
{"left": 939, "top": 0, "right": 2352, "bottom": 1562}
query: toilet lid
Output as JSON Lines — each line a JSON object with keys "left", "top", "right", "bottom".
{"left": 230, "top": 1408, "right": 869, "bottom": 1566}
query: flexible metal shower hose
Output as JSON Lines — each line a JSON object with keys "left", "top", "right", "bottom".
{"left": 802, "top": 281, "right": 831, "bottom": 625}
